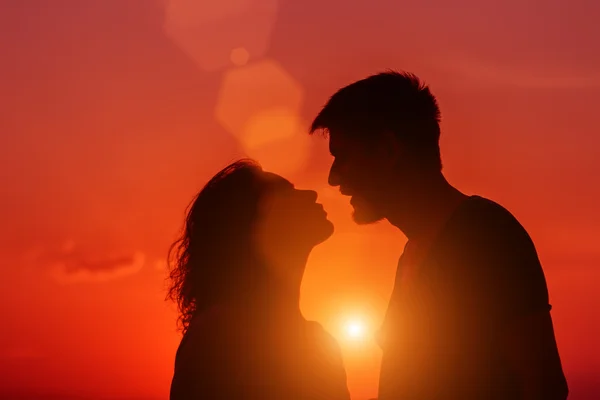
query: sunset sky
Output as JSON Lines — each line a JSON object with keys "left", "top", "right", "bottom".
{"left": 1, "top": 1, "right": 599, "bottom": 399}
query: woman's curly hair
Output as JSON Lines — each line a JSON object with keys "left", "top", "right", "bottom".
{"left": 166, "top": 159, "right": 265, "bottom": 334}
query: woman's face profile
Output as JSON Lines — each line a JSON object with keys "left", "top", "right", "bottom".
{"left": 253, "top": 172, "right": 334, "bottom": 262}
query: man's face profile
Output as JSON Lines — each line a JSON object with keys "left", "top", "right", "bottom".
{"left": 327, "top": 130, "right": 389, "bottom": 225}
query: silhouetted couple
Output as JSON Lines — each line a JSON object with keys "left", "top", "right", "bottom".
{"left": 168, "top": 72, "right": 568, "bottom": 399}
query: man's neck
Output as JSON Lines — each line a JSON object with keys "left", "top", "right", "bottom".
{"left": 385, "top": 174, "right": 468, "bottom": 241}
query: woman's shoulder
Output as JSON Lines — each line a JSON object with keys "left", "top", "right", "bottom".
{"left": 304, "top": 320, "right": 334, "bottom": 339}
{"left": 303, "top": 320, "right": 351, "bottom": 399}
{"left": 176, "top": 306, "right": 241, "bottom": 359}
{"left": 304, "top": 320, "right": 344, "bottom": 358}
{"left": 185, "top": 306, "right": 228, "bottom": 337}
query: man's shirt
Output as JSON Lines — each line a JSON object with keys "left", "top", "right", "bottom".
{"left": 377, "top": 196, "right": 559, "bottom": 399}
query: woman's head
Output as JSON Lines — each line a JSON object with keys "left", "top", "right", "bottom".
{"left": 167, "top": 159, "right": 333, "bottom": 332}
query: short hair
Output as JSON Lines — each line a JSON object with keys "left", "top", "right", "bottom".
{"left": 310, "top": 70, "right": 442, "bottom": 171}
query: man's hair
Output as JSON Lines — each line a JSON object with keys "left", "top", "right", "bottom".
{"left": 310, "top": 70, "right": 442, "bottom": 171}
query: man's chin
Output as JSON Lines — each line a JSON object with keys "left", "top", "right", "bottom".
{"left": 349, "top": 196, "right": 383, "bottom": 225}
{"left": 352, "top": 209, "right": 383, "bottom": 225}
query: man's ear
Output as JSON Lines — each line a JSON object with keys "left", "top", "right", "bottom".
{"left": 378, "top": 130, "right": 403, "bottom": 166}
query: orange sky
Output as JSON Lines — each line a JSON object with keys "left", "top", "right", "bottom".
{"left": 1, "top": 1, "right": 599, "bottom": 399}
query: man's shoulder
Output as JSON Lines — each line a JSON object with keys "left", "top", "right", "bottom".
{"left": 450, "top": 195, "right": 531, "bottom": 243}
{"left": 459, "top": 195, "right": 521, "bottom": 225}
{"left": 444, "top": 196, "right": 546, "bottom": 285}
{"left": 434, "top": 195, "right": 540, "bottom": 274}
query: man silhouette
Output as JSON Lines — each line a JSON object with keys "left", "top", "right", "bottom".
{"left": 310, "top": 71, "right": 568, "bottom": 399}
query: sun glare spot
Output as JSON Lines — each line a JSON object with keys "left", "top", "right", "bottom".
{"left": 345, "top": 320, "right": 366, "bottom": 340}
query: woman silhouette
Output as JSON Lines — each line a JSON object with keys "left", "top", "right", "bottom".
{"left": 168, "top": 159, "right": 350, "bottom": 400}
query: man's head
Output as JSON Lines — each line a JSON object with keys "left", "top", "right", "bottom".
{"left": 310, "top": 71, "right": 442, "bottom": 224}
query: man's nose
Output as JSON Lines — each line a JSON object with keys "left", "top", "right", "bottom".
{"left": 328, "top": 161, "right": 341, "bottom": 187}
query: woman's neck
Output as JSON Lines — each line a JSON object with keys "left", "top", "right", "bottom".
{"left": 237, "top": 249, "right": 309, "bottom": 320}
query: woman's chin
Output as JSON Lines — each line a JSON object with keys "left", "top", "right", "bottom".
{"left": 311, "top": 219, "right": 335, "bottom": 246}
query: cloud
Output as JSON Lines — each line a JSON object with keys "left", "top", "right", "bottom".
{"left": 28, "top": 240, "right": 146, "bottom": 284}
{"left": 442, "top": 54, "right": 600, "bottom": 89}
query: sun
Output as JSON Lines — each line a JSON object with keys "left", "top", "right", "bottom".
{"left": 344, "top": 320, "right": 366, "bottom": 340}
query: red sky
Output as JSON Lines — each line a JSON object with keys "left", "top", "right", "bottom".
{"left": 1, "top": 1, "right": 599, "bottom": 399}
